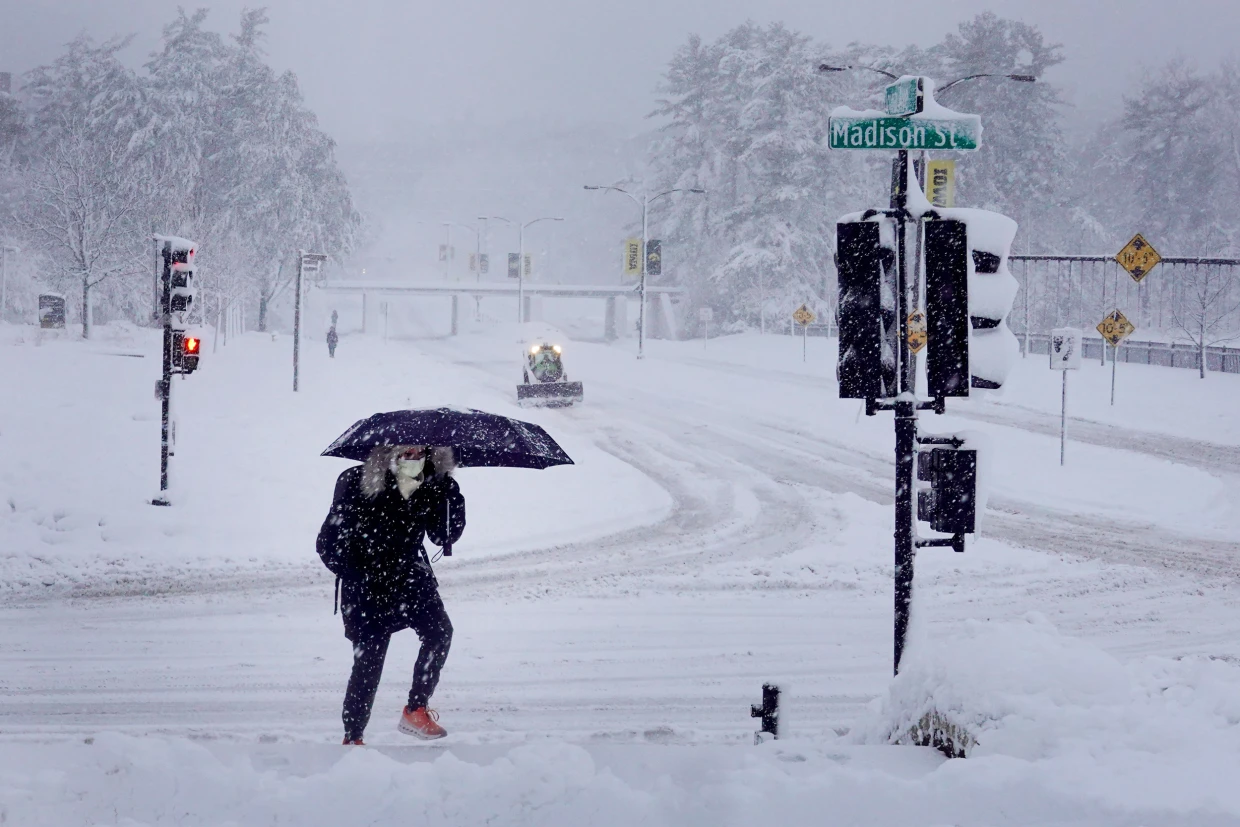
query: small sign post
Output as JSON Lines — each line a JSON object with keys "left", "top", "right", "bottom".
{"left": 792, "top": 303, "right": 816, "bottom": 362}
{"left": 1096, "top": 309, "right": 1135, "bottom": 406}
{"left": 1049, "top": 327, "right": 1082, "bottom": 466}
{"left": 699, "top": 306, "right": 714, "bottom": 347}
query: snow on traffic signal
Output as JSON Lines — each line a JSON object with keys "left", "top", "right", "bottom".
{"left": 924, "top": 210, "right": 1019, "bottom": 395}
{"left": 836, "top": 217, "right": 897, "bottom": 399}
{"left": 916, "top": 445, "right": 977, "bottom": 535}
{"left": 172, "top": 332, "right": 201, "bottom": 374}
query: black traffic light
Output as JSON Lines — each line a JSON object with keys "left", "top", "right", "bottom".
{"left": 645, "top": 239, "right": 662, "bottom": 276}
{"left": 163, "top": 243, "right": 196, "bottom": 320}
{"left": 916, "top": 446, "right": 977, "bottom": 535}
{"left": 172, "top": 331, "right": 201, "bottom": 374}
{"left": 924, "top": 212, "right": 1021, "bottom": 394}
{"left": 924, "top": 219, "right": 969, "bottom": 397}
{"left": 836, "top": 219, "right": 897, "bottom": 399}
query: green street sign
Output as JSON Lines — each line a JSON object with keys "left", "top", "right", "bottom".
{"left": 828, "top": 115, "right": 981, "bottom": 151}
{"left": 885, "top": 77, "right": 922, "bottom": 117}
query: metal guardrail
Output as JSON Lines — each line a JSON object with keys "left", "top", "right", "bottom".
{"left": 1020, "top": 332, "right": 1240, "bottom": 375}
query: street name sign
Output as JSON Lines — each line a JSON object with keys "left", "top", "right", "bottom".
{"left": 885, "top": 77, "right": 923, "bottom": 117}
{"left": 829, "top": 115, "right": 980, "bottom": 151}
{"left": 1096, "top": 309, "right": 1135, "bottom": 346}
{"left": 1115, "top": 233, "right": 1161, "bottom": 282}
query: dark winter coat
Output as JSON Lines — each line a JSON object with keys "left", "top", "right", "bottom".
{"left": 327, "top": 327, "right": 339, "bottom": 346}
{"left": 317, "top": 454, "right": 465, "bottom": 641}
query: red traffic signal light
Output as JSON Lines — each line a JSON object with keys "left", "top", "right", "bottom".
{"left": 184, "top": 336, "right": 200, "bottom": 355}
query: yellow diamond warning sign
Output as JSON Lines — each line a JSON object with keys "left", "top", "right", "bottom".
{"left": 907, "top": 309, "right": 927, "bottom": 354}
{"left": 1116, "top": 233, "right": 1161, "bottom": 283}
{"left": 1096, "top": 309, "right": 1135, "bottom": 346}
{"left": 792, "top": 304, "right": 816, "bottom": 327}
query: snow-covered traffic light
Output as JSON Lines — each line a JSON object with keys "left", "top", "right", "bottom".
{"left": 171, "top": 332, "right": 201, "bottom": 374}
{"left": 924, "top": 218, "right": 969, "bottom": 397}
{"left": 169, "top": 247, "right": 195, "bottom": 317}
{"left": 924, "top": 210, "right": 1020, "bottom": 395}
{"left": 836, "top": 217, "right": 897, "bottom": 399}
{"left": 916, "top": 445, "right": 977, "bottom": 537}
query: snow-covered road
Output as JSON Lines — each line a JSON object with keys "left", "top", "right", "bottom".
{"left": 6, "top": 321, "right": 1240, "bottom": 825}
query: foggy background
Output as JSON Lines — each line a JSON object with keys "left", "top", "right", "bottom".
{"left": 1, "top": 0, "right": 1237, "bottom": 330}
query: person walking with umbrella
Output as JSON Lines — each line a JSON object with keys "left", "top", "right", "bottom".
{"left": 317, "top": 443, "right": 465, "bottom": 744}
{"left": 319, "top": 408, "right": 574, "bottom": 744}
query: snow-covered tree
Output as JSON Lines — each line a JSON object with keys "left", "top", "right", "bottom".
{"left": 1170, "top": 263, "right": 1240, "bottom": 378}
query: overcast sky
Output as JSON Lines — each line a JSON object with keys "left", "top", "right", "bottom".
{"left": 2, "top": 0, "right": 1236, "bottom": 143}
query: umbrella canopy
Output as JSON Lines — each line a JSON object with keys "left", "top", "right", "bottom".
{"left": 322, "top": 407, "right": 574, "bottom": 469}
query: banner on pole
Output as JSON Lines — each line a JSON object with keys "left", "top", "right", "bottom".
{"left": 926, "top": 160, "right": 956, "bottom": 208}
{"left": 624, "top": 238, "right": 642, "bottom": 277}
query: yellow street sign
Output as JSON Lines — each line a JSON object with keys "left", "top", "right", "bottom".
{"left": 1116, "top": 233, "right": 1161, "bottom": 283}
{"left": 926, "top": 160, "right": 955, "bottom": 208}
{"left": 623, "top": 238, "right": 642, "bottom": 277}
{"left": 792, "top": 304, "right": 816, "bottom": 327}
{"left": 1096, "top": 309, "right": 1135, "bottom": 346}
{"left": 907, "top": 309, "right": 927, "bottom": 354}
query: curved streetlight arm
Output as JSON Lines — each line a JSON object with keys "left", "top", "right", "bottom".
{"left": 584, "top": 184, "right": 641, "bottom": 208}
{"left": 649, "top": 187, "right": 707, "bottom": 205}
{"left": 938, "top": 73, "right": 1037, "bottom": 94}
{"left": 523, "top": 216, "right": 565, "bottom": 231}
{"left": 817, "top": 64, "right": 900, "bottom": 81}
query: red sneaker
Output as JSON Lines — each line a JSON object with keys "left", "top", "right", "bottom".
{"left": 342, "top": 737, "right": 365, "bottom": 746}
{"left": 398, "top": 706, "right": 447, "bottom": 740}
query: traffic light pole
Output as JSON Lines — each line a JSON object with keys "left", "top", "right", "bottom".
{"left": 154, "top": 242, "right": 172, "bottom": 506}
{"left": 294, "top": 251, "right": 304, "bottom": 392}
{"left": 891, "top": 149, "right": 917, "bottom": 675}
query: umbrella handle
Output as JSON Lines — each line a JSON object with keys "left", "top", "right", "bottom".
{"left": 443, "top": 494, "right": 453, "bottom": 556}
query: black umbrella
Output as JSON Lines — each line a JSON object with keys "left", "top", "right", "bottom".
{"left": 321, "top": 407, "right": 574, "bottom": 469}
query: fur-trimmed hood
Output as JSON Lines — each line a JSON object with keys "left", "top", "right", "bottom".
{"left": 360, "top": 445, "right": 456, "bottom": 499}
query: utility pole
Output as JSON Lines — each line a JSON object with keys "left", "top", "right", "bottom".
{"left": 584, "top": 184, "right": 706, "bottom": 359}
{"left": 490, "top": 216, "right": 563, "bottom": 326}
{"left": 151, "top": 235, "right": 199, "bottom": 506}
{"left": 294, "top": 252, "right": 327, "bottom": 392}
{"left": 0, "top": 245, "right": 17, "bottom": 323}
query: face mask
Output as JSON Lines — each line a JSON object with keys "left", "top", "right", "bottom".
{"left": 395, "top": 456, "right": 425, "bottom": 478}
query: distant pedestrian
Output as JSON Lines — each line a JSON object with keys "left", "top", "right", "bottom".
{"left": 327, "top": 325, "right": 339, "bottom": 358}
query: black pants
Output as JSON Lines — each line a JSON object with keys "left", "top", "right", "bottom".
{"left": 342, "top": 593, "right": 453, "bottom": 740}
{"left": 328, "top": 343, "right": 336, "bottom": 358}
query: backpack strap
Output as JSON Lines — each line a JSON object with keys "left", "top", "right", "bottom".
{"left": 334, "top": 576, "right": 340, "bottom": 616}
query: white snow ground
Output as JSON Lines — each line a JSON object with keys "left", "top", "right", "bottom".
{"left": 2, "top": 315, "right": 1240, "bottom": 826}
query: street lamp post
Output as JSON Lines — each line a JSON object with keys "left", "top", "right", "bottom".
{"left": 0, "top": 245, "right": 17, "bottom": 323}
{"left": 490, "top": 216, "right": 564, "bottom": 325}
{"left": 583, "top": 185, "right": 706, "bottom": 359}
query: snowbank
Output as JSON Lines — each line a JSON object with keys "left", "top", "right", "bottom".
{"left": 859, "top": 613, "right": 1240, "bottom": 768}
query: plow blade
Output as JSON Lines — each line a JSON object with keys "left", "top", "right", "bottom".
{"left": 517, "top": 381, "right": 584, "bottom": 408}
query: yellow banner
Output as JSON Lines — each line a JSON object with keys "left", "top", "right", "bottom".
{"left": 624, "top": 238, "right": 642, "bottom": 277}
{"left": 926, "top": 160, "right": 955, "bottom": 208}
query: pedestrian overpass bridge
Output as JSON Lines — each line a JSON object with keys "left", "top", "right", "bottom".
{"left": 316, "top": 281, "right": 685, "bottom": 340}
